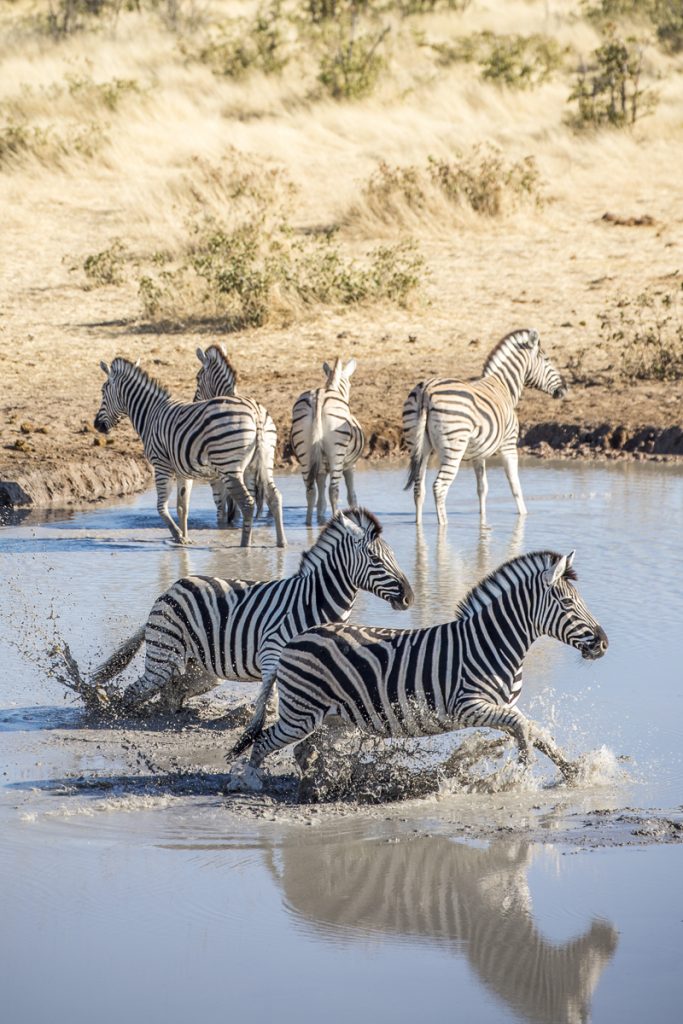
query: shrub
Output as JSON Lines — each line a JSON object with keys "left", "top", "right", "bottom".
{"left": 427, "top": 147, "right": 543, "bottom": 214}
{"left": 599, "top": 285, "right": 683, "bottom": 380}
{"left": 136, "top": 218, "right": 423, "bottom": 327}
{"left": 65, "top": 74, "right": 140, "bottom": 112}
{"left": 0, "top": 119, "right": 103, "bottom": 169}
{"left": 429, "top": 31, "right": 566, "bottom": 88}
{"left": 568, "top": 35, "right": 658, "bottom": 128}
{"left": 318, "top": 19, "right": 390, "bottom": 99}
{"left": 194, "top": 3, "right": 289, "bottom": 79}
{"left": 83, "top": 240, "right": 128, "bottom": 286}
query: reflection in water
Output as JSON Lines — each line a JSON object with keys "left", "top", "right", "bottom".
{"left": 272, "top": 833, "right": 617, "bottom": 1024}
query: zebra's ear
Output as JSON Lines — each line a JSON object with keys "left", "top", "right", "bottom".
{"left": 338, "top": 510, "right": 364, "bottom": 539}
{"left": 566, "top": 550, "right": 575, "bottom": 570}
{"left": 100, "top": 360, "right": 110, "bottom": 375}
{"left": 526, "top": 328, "right": 540, "bottom": 350}
{"left": 543, "top": 554, "right": 568, "bottom": 587}
{"left": 344, "top": 358, "right": 357, "bottom": 377}
{"left": 134, "top": 358, "right": 140, "bottom": 368}
{"left": 322, "top": 361, "right": 331, "bottom": 376}
{"left": 196, "top": 347, "right": 206, "bottom": 365}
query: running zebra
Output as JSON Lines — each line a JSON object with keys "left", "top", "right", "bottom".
{"left": 94, "top": 357, "right": 286, "bottom": 547}
{"left": 291, "top": 358, "right": 365, "bottom": 525}
{"left": 231, "top": 550, "right": 607, "bottom": 783}
{"left": 403, "top": 328, "right": 567, "bottom": 524}
{"left": 194, "top": 344, "right": 279, "bottom": 528}
{"left": 90, "top": 508, "right": 413, "bottom": 715}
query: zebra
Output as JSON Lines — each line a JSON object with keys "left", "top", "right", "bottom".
{"left": 194, "top": 344, "right": 279, "bottom": 529}
{"left": 89, "top": 507, "right": 413, "bottom": 716}
{"left": 291, "top": 358, "right": 365, "bottom": 525}
{"left": 271, "top": 834, "right": 617, "bottom": 1024}
{"left": 403, "top": 328, "right": 568, "bottom": 525}
{"left": 230, "top": 550, "right": 608, "bottom": 785}
{"left": 94, "top": 356, "right": 286, "bottom": 547}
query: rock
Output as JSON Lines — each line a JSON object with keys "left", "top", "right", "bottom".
{"left": 0, "top": 480, "right": 32, "bottom": 508}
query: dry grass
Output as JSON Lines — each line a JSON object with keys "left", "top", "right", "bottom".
{"left": 1, "top": 0, "right": 682, "bottom": 477}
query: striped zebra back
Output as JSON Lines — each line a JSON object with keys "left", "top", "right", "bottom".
{"left": 271, "top": 834, "right": 617, "bottom": 1024}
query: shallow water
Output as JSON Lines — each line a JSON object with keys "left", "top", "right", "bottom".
{"left": 1, "top": 459, "right": 682, "bottom": 1023}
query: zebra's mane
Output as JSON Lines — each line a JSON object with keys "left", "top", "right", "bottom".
{"left": 482, "top": 328, "right": 539, "bottom": 376}
{"left": 110, "top": 357, "right": 171, "bottom": 400}
{"left": 204, "top": 344, "right": 238, "bottom": 382}
{"left": 297, "top": 507, "right": 382, "bottom": 575}
{"left": 455, "top": 550, "right": 577, "bottom": 620}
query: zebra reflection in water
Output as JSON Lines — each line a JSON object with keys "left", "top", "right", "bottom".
{"left": 270, "top": 834, "right": 617, "bottom": 1024}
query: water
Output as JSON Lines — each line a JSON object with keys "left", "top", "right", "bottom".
{"left": 1, "top": 459, "right": 682, "bottom": 1023}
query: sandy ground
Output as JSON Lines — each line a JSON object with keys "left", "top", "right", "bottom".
{"left": 1, "top": 1, "right": 682, "bottom": 507}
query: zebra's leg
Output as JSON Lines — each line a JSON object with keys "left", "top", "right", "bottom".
{"left": 328, "top": 466, "right": 343, "bottom": 519}
{"left": 121, "top": 656, "right": 180, "bottom": 710}
{"left": 210, "top": 479, "right": 234, "bottom": 527}
{"left": 527, "top": 722, "right": 579, "bottom": 780}
{"left": 176, "top": 476, "right": 193, "bottom": 542}
{"left": 414, "top": 451, "right": 430, "bottom": 526}
{"left": 263, "top": 479, "right": 287, "bottom": 548}
{"left": 500, "top": 448, "right": 528, "bottom": 516}
{"left": 343, "top": 468, "right": 358, "bottom": 508}
{"left": 316, "top": 472, "right": 327, "bottom": 523}
{"left": 154, "top": 467, "right": 185, "bottom": 544}
{"left": 473, "top": 459, "right": 488, "bottom": 523}
{"left": 158, "top": 660, "right": 218, "bottom": 713}
{"left": 455, "top": 698, "right": 533, "bottom": 765}
{"left": 222, "top": 472, "right": 255, "bottom": 547}
{"left": 432, "top": 449, "right": 466, "bottom": 526}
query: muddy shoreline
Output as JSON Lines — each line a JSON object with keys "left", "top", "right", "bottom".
{"left": 2, "top": 418, "right": 682, "bottom": 510}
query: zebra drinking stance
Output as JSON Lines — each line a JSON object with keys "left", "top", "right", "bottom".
{"left": 231, "top": 550, "right": 607, "bottom": 785}
{"left": 291, "top": 358, "right": 365, "bottom": 525}
{"left": 94, "top": 357, "right": 286, "bottom": 547}
{"left": 403, "top": 328, "right": 567, "bottom": 525}
{"left": 90, "top": 508, "right": 413, "bottom": 716}
{"left": 194, "top": 344, "right": 279, "bottom": 529}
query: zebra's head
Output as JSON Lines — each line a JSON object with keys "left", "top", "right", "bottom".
{"left": 535, "top": 551, "right": 608, "bottom": 660}
{"left": 94, "top": 358, "right": 135, "bottom": 434}
{"left": 520, "top": 329, "right": 568, "bottom": 399}
{"left": 194, "top": 344, "right": 237, "bottom": 401}
{"left": 322, "top": 358, "right": 356, "bottom": 401}
{"left": 340, "top": 508, "right": 414, "bottom": 610}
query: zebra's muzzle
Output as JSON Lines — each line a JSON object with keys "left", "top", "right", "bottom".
{"left": 391, "top": 579, "right": 414, "bottom": 611}
{"left": 580, "top": 627, "right": 608, "bottom": 660}
{"left": 552, "top": 385, "right": 568, "bottom": 400}
{"left": 94, "top": 415, "right": 109, "bottom": 434}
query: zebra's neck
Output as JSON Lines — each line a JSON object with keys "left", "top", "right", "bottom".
{"left": 481, "top": 340, "right": 529, "bottom": 405}
{"left": 296, "top": 529, "right": 358, "bottom": 624}
{"left": 119, "top": 371, "right": 172, "bottom": 440}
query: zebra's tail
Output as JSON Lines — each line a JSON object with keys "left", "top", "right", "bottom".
{"left": 90, "top": 626, "right": 146, "bottom": 687}
{"left": 404, "top": 382, "right": 430, "bottom": 491}
{"left": 305, "top": 388, "right": 324, "bottom": 491}
{"left": 229, "top": 676, "right": 273, "bottom": 757}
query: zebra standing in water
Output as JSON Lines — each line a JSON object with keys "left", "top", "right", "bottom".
{"left": 291, "top": 359, "right": 365, "bottom": 525}
{"left": 94, "top": 357, "right": 286, "bottom": 547}
{"left": 403, "top": 328, "right": 567, "bottom": 525}
{"left": 231, "top": 550, "right": 607, "bottom": 784}
{"left": 90, "top": 508, "right": 412, "bottom": 715}
{"left": 194, "top": 344, "right": 279, "bottom": 528}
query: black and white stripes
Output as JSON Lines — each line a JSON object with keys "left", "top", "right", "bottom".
{"left": 291, "top": 358, "right": 365, "bottom": 525}
{"left": 403, "top": 328, "right": 567, "bottom": 524}
{"left": 233, "top": 550, "right": 607, "bottom": 780}
{"left": 91, "top": 508, "right": 412, "bottom": 715}
{"left": 94, "top": 356, "right": 285, "bottom": 547}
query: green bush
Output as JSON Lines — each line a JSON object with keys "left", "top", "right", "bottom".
{"left": 318, "top": 20, "right": 390, "bottom": 99}
{"left": 568, "top": 35, "right": 658, "bottom": 128}
{"left": 83, "top": 240, "right": 128, "bottom": 286}
{"left": 427, "top": 147, "right": 543, "bottom": 215}
{"left": 194, "top": 3, "right": 288, "bottom": 79}
{"left": 599, "top": 285, "right": 683, "bottom": 380}
{"left": 137, "top": 217, "right": 423, "bottom": 327}
{"left": 429, "top": 31, "right": 566, "bottom": 88}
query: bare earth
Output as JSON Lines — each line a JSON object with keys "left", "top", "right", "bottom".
{"left": 1, "top": 2, "right": 682, "bottom": 506}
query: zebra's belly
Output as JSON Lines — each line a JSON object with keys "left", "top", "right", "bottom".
{"left": 463, "top": 433, "right": 501, "bottom": 462}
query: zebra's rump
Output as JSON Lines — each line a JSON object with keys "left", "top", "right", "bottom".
{"left": 403, "top": 377, "right": 516, "bottom": 461}
{"left": 147, "top": 575, "right": 275, "bottom": 681}
{"left": 291, "top": 389, "right": 364, "bottom": 471}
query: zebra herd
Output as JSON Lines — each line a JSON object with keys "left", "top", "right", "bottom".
{"left": 91, "top": 328, "right": 608, "bottom": 795}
